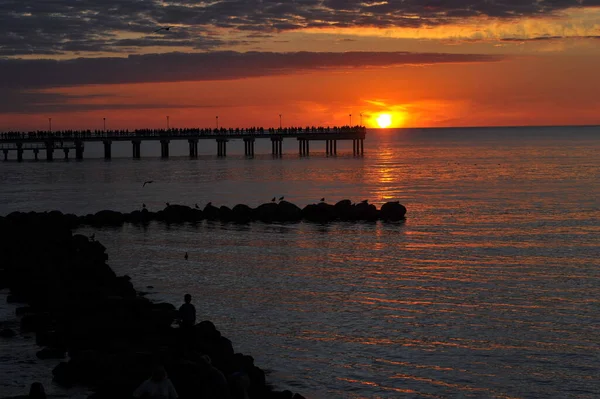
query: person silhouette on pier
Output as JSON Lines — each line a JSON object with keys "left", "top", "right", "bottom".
{"left": 178, "top": 293, "right": 196, "bottom": 328}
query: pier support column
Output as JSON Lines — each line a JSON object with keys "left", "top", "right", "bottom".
{"left": 188, "top": 139, "right": 198, "bottom": 158}
{"left": 298, "top": 140, "right": 303, "bottom": 156}
{"left": 103, "top": 140, "right": 112, "bottom": 160}
{"left": 334, "top": 140, "right": 337, "bottom": 155}
{"left": 360, "top": 139, "right": 364, "bottom": 155}
{"left": 306, "top": 140, "right": 310, "bottom": 156}
{"left": 132, "top": 140, "right": 141, "bottom": 159}
{"left": 160, "top": 140, "right": 170, "bottom": 158}
{"left": 326, "top": 140, "right": 330, "bottom": 156}
{"left": 75, "top": 141, "right": 84, "bottom": 160}
{"left": 244, "top": 138, "right": 255, "bottom": 157}
{"left": 63, "top": 148, "right": 69, "bottom": 160}
{"left": 217, "top": 139, "right": 228, "bottom": 157}
{"left": 271, "top": 137, "right": 283, "bottom": 157}
{"left": 16, "top": 143, "right": 23, "bottom": 162}
{"left": 45, "top": 141, "right": 54, "bottom": 161}
{"left": 3, "top": 149, "right": 8, "bottom": 161}
{"left": 33, "top": 149, "right": 39, "bottom": 161}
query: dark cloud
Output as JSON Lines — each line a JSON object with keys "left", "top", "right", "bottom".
{"left": 0, "top": 89, "right": 220, "bottom": 114}
{"left": 0, "top": 50, "right": 503, "bottom": 114}
{"left": 0, "top": 51, "right": 503, "bottom": 90}
{"left": 1, "top": 0, "right": 598, "bottom": 56}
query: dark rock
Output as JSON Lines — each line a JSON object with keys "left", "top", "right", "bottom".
{"left": 219, "top": 206, "right": 233, "bottom": 222}
{"left": 302, "top": 202, "right": 336, "bottom": 223}
{"left": 0, "top": 328, "right": 16, "bottom": 338}
{"left": 277, "top": 201, "right": 302, "bottom": 222}
{"left": 380, "top": 201, "right": 407, "bottom": 221}
{"left": 92, "top": 210, "right": 126, "bottom": 226}
{"left": 203, "top": 203, "right": 220, "bottom": 220}
{"left": 231, "top": 204, "right": 253, "bottom": 223}
{"left": 254, "top": 203, "right": 279, "bottom": 223}
{"left": 37, "top": 347, "right": 66, "bottom": 359}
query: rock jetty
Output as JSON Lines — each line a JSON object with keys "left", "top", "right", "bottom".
{"left": 0, "top": 213, "right": 309, "bottom": 399}
{"left": 1, "top": 200, "right": 406, "bottom": 229}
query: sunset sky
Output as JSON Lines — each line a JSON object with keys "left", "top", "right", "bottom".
{"left": 1, "top": 0, "right": 599, "bottom": 130}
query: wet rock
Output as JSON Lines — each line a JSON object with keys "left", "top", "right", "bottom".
{"left": 302, "top": 202, "right": 336, "bottom": 223}
{"left": 203, "top": 203, "right": 220, "bottom": 220}
{"left": 380, "top": 201, "right": 407, "bottom": 221}
{"left": 219, "top": 206, "right": 233, "bottom": 222}
{"left": 277, "top": 201, "right": 302, "bottom": 222}
{"left": 92, "top": 210, "right": 126, "bottom": 226}
{"left": 254, "top": 203, "right": 279, "bottom": 223}
{"left": 232, "top": 204, "right": 253, "bottom": 223}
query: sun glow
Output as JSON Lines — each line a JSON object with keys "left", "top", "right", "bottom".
{"left": 376, "top": 113, "right": 392, "bottom": 128}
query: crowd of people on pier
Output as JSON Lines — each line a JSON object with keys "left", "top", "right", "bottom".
{"left": 0, "top": 125, "right": 366, "bottom": 141}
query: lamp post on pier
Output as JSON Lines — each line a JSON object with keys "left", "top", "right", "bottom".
{"left": 216, "top": 116, "right": 219, "bottom": 129}
{"left": 360, "top": 113, "right": 363, "bottom": 126}
{"left": 48, "top": 117, "right": 52, "bottom": 132}
{"left": 103, "top": 117, "right": 106, "bottom": 131}
{"left": 166, "top": 116, "right": 170, "bottom": 130}
{"left": 349, "top": 114, "right": 352, "bottom": 126}
{"left": 279, "top": 114, "right": 282, "bottom": 129}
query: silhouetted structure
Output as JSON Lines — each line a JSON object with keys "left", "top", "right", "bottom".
{"left": 0, "top": 125, "right": 366, "bottom": 161}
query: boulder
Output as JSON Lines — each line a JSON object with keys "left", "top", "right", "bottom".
{"left": 277, "top": 201, "right": 302, "bottom": 222}
{"left": 231, "top": 204, "right": 253, "bottom": 223}
{"left": 380, "top": 201, "right": 407, "bottom": 221}
{"left": 203, "top": 203, "right": 220, "bottom": 220}
{"left": 92, "top": 210, "right": 126, "bottom": 226}
{"left": 302, "top": 202, "right": 336, "bottom": 223}
{"left": 254, "top": 203, "right": 278, "bottom": 223}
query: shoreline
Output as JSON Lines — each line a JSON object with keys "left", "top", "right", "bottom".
{"left": 0, "top": 211, "right": 310, "bottom": 399}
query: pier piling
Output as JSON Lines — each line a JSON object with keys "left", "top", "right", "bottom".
{"left": 103, "top": 140, "right": 112, "bottom": 160}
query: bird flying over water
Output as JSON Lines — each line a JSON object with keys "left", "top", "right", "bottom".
{"left": 184, "top": 252, "right": 188, "bottom": 260}
{"left": 153, "top": 26, "right": 172, "bottom": 33}
{"left": 143, "top": 180, "right": 154, "bottom": 187}
{"left": 279, "top": 196, "right": 284, "bottom": 201}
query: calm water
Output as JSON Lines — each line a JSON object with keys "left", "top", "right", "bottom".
{"left": 1, "top": 126, "right": 599, "bottom": 398}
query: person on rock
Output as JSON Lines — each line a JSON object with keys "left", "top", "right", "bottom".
{"left": 178, "top": 293, "right": 196, "bottom": 328}
{"left": 133, "top": 365, "right": 178, "bottom": 399}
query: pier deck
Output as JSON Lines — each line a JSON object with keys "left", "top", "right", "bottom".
{"left": 0, "top": 127, "right": 366, "bottom": 161}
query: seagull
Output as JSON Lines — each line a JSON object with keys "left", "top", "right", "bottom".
{"left": 279, "top": 196, "right": 284, "bottom": 201}
{"left": 142, "top": 203, "right": 146, "bottom": 209}
{"left": 195, "top": 203, "right": 199, "bottom": 209}
{"left": 206, "top": 202, "right": 212, "bottom": 207}
{"left": 271, "top": 197, "right": 276, "bottom": 202}
{"left": 153, "top": 26, "right": 172, "bottom": 33}
{"left": 90, "top": 233, "right": 95, "bottom": 241}
{"left": 361, "top": 199, "right": 368, "bottom": 204}
{"left": 184, "top": 252, "right": 188, "bottom": 260}
{"left": 143, "top": 180, "right": 154, "bottom": 187}
{"left": 320, "top": 198, "right": 325, "bottom": 202}
{"left": 165, "top": 202, "right": 170, "bottom": 207}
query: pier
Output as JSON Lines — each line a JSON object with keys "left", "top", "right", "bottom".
{"left": 0, "top": 126, "right": 366, "bottom": 161}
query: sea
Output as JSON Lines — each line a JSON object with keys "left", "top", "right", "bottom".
{"left": 0, "top": 126, "right": 599, "bottom": 399}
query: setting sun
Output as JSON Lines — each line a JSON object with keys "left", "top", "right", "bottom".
{"left": 376, "top": 113, "right": 392, "bottom": 128}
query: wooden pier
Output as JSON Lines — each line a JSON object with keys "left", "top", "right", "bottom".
{"left": 0, "top": 127, "right": 366, "bottom": 161}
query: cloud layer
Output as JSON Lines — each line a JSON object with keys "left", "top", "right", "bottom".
{"left": 0, "top": 51, "right": 503, "bottom": 89}
{"left": 1, "top": 0, "right": 599, "bottom": 55}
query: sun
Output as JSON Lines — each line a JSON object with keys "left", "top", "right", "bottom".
{"left": 376, "top": 113, "right": 392, "bottom": 128}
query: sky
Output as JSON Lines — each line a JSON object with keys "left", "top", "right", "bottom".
{"left": 1, "top": 0, "right": 599, "bottom": 130}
